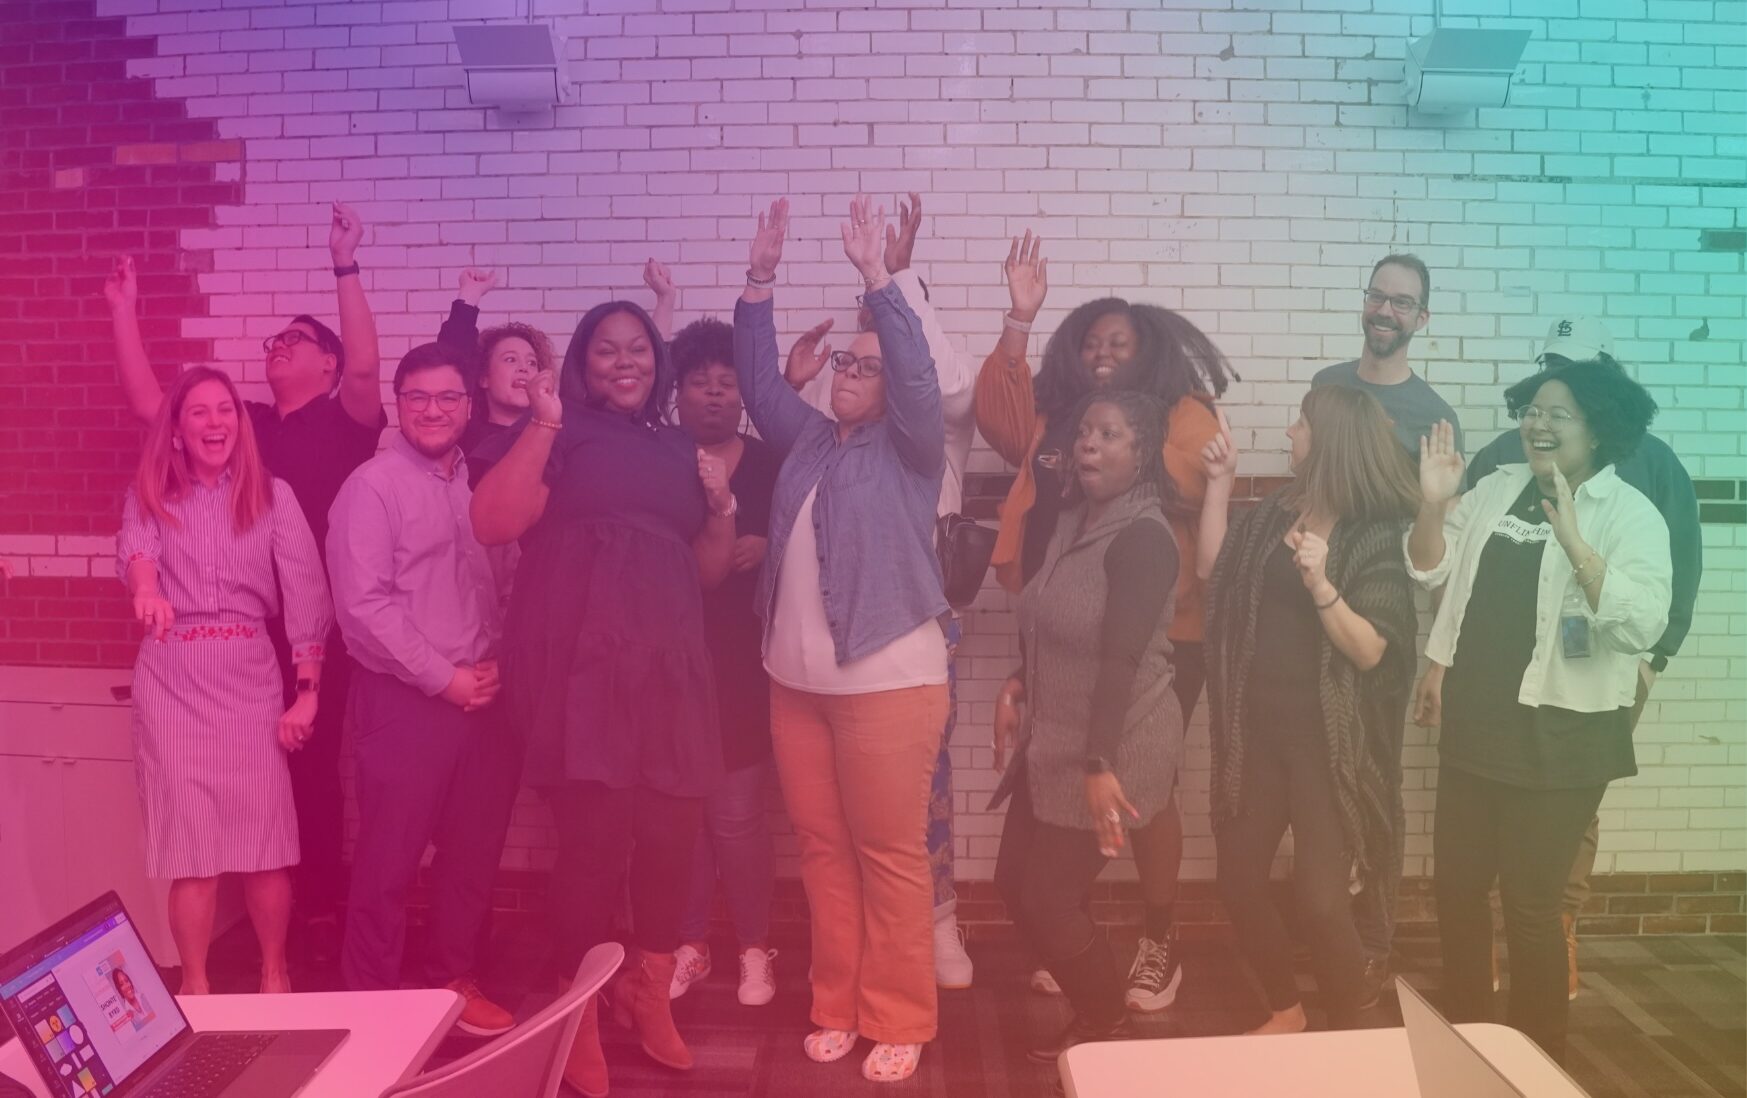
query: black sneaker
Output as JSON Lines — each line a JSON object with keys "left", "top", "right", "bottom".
{"left": 1357, "top": 956, "right": 1390, "bottom": 1011}
{"left": 1123, "top": 931, "right": 1183, "bottom": 1012}
{"left": 1027, "top": 1014, "right": 1138, "bottom": 1064}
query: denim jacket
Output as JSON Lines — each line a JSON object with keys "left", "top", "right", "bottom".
{"left": 733, "top": 283, "right": 948, "bottom": 665}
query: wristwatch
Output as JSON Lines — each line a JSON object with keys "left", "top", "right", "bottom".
{"left": 295, "top": 676, "right": 318, "bottom": 695}
{"left": 332, "top": 262, "right": 361, "bottom": 278}
{"left": 1083, "top": 755, "right": 1112, "bottom": 775}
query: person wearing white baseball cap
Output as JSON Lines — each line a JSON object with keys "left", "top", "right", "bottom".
{"left": 1422, "top": 316, "right": 1702, "bottom": 1003}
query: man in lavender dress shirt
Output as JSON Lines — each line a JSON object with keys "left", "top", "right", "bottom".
{"left": 326, "top": 342, "right": 521, "bottom": 1035}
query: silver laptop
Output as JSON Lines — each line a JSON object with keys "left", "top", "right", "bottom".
{"left": 0, "top": 891, "right": 346, "bottom": 1098}
{"left": 1397, "top": 976, "right": 1527, "bottom": 1098}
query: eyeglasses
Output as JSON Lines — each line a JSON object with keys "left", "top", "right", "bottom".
{"left": 1362, "top": 290, "right": 1422, "bottom": 314}
{"left": 1511, "top": 405, "right": 1581, "bottom": 427}
{"left": 263, "top": 329, "right": 322, "bottom": 354}
{"left": 829, "top": 351, "right": 884, "bottom": 376}
{"left": 398, "top": 390, "right": 468, "bottom": 413}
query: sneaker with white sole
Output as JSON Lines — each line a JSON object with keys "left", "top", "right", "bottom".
{"left": 668, "top": 942, "right": 711, "bottom": 1000}
{"left": 1029, "top": 967, "right": 1062, "bottom": 996}
{"left": 1124, "top": 931, "right": 1183, "bottom": 1012}
{"left": 933, "top": 907, "right": 974, "bottom": 989}
{"left": 738, "top": 947, "right": 777, "bottom": 1006}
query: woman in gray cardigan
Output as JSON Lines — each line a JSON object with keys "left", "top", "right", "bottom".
{"left": 990, "top": 390, "right": 1185, "bottom": 1062}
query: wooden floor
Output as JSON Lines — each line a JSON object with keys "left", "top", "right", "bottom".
{"left": 33, "top": 921, "right": 1746, "bottom": 1097}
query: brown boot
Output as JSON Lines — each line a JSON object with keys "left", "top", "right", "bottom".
{"left": 1562, "top": 914, "right": 1579, "bottom": 1001}
{"left": 562, "top": 996, "right": 609, "bottom": 1098}
{"left": 619, "top": 950, "right": 693, "bottom": 1071}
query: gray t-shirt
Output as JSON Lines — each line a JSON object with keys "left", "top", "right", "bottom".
{"left": 1311, "top": 359, "right": 1463, "bottom": 456}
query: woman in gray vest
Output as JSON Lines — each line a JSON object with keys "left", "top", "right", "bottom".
{"left": 990, "top": 389, "right": 1185, "bottom": 1062}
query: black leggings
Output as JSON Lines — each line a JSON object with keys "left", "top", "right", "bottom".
{"left": 1215, "top": 722, "right": 1366, "bottom": 1028}
{"left": 544, "top": 781, "right": 705, "bottom": 978}
{"left": 1433, "top": 766, "right": 1605, "bottom": 1062}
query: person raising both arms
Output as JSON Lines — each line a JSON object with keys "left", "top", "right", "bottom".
{"left": 978, "top": 232, "right": 1238, "bottom": 1011}
{"left": 104, "top": 202, "right": 386, "bottom": 968}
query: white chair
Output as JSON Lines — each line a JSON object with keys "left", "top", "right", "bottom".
{"left": 379, "top": 943, "right": 625, "bottom": 1098}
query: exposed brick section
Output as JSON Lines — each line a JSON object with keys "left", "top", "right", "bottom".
{"left": 0, "top": 0, "right": 242, "bottom": 666}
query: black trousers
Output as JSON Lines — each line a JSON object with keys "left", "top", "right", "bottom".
{"left": 995, "top": 784, "right": 1126, "bottom": 1028}
{"left": 341, "top": 668, "right": 523, "bottom": 991}
{"left": 544, "top": 780, "right": 705, "bottom": 979}
{"left": 1215, "top": 720, "right": 1367, "bottom": 1028}
{"left": 1433, "top": 765, "right": 1605, "bottom": 1062}
{"left": 274, "top": 623, "right": 350, "bottom": 919}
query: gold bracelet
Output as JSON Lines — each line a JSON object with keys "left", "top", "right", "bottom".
{"left": 1579, "top": 564, "right": 1605, "bottom": 589}
{"left": 531, "top": 416, "right": 562, "bottom": 431}
{"left": 1571, "top": 551, "right": 1598, "bottom": 581}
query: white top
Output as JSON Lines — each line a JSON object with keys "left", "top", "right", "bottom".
{"left": 765, "top": 485, "right": 948, "bottom": 695}
{"left": 797, "top": 267, "right": 977, "bottom": 517}
{"left": 1407, "top": 463, "right": 1671, "bottom": 712}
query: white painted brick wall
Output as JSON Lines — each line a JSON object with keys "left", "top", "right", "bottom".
{"left": 70, "top": 0, "right": 1747, "bottom": 882}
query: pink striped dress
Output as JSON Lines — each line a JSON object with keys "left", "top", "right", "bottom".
{"left": 117, "top": 476, "right": 332, "bottom": 879}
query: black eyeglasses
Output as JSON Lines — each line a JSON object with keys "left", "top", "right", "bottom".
{"left": 398, "top": 390, "right": 468, "bottom": 413}
{"left": 263, "top": 329, "right": 323, "bottom": 354}
{"left": 829, "top": 351, "right": 884, "bottom": 376}
{"left": 1362, "top": 290, "right": 1422, "bottom": 314}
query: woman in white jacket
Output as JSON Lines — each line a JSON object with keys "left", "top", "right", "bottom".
{"left": 1408, "top": 358, "right": 1670, "bottom": 1063}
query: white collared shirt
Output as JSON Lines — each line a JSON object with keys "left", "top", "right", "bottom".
{"left": 1407, "top": 463, "right": 1671, "bottom": 713}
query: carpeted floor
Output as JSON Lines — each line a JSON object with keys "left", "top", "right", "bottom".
{"left": 49, "top": 921, "right": 1747, "bottom": 1097}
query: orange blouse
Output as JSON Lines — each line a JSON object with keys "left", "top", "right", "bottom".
{"left": 973, "top": 345, "right": 1219, "bottom": 644}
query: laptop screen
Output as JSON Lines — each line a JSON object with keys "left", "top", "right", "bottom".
{"left": 0, "top": 895, "right": 189, "bottom": 1096}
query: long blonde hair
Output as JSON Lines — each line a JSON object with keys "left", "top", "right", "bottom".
{"left": 135, "top": 367, "right": 273, "bottom": 532}
{"left": 1281, "top": 386, "right": 1420, "bottom": 522}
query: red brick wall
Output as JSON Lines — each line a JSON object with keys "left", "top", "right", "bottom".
{"left": 0, "top": 0, "right": 241, "bottom": 667}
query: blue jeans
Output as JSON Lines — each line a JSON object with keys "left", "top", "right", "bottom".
{"left": 927, "top": 616, "right": 962, "bottom": 910}
{"left": 679, "top": 760, "right": 775, "bottom": 946}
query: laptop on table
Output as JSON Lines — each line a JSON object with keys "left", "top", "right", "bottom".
{"left": 1, "top": 891, "right": 346, "bottom": 1098}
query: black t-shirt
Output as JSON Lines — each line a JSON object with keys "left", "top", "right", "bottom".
{"left": 1021, "top": 414, "right": 1078, "bottom": 583}
{"left": 1246, "top": 538, "right": 1325, "bottom": 733}
{"left": 1440, "top": 480, "right": 1636, "bottom": 790}
{"left": 461, "top": 417, "right": 513, "bottom": 489}
{"left": 705, "top": 435, "right": 782, "bottom": 771}
{"left": 246, "top": 393, "right": 384, "bottom": 552}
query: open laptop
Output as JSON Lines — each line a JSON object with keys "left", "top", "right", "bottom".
{"left": 0, "top": 892, "right": 346, "bottom": 1098}
{"left": 1396, "top": 976, "right": 1527, "bottom": 1098}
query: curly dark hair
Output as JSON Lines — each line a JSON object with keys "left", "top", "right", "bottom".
{"left": 1061, "top": 389, "right": 1179, "bottom": 510}
{"left": 1033, "top": 298, "right": 1237, "bottom": 420}
{"left": 560, "top": 300, "right": 670, "bottom": 426}
{"left": 1503, "top": 356, "right": 1658, "bottom": 469}
{"left": 669, "top": 317, "right": 735, "bottom": 383}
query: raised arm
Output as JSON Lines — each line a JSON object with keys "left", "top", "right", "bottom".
{"left": 1407, "top": 420, "right": 1465, "bottom": 578}
{"left": 1196, "top": 408, "right": 1238, "bottom": 581}
{"left": 975, "top": 232, "right": 1049, "bottom": 465}
{"left": 1291, "top": 528, "right": 1389, "bottom": 672}
{"left": 328, "top": 202, "right": 383, "bottom": 427}
{"left": 470, "top": 369, "right": 558, "bottom": 545}
{"left": 643, "top": 258, "right": 676, "bottom": 343}
{"left": 104, "top": 256, "right": 164, "bottom": 423}
{"left": 841, "top": 194, "right": 942, "bottom": 478}
{"left": 438, "top": 268, "right": 493, "bottom": 353}
{"left": 735, "top": 198, "right": 825, "bottom": 453}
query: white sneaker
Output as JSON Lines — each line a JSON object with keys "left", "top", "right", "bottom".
{"left": 933, "top": 907, "right": 974, "bottom": 989}
{"left": 669, "top": 943, "right": 711, "bottom": 1000}
{"left": 737, "top": 946, "right": 777, "bottom": 1006}
{"left": 1030, "top": 968, "right": 1062, "bottom": 996}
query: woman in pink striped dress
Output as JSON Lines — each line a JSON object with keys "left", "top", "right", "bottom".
{"left": 117, "top": 367, "right": 333, "bottom": 994}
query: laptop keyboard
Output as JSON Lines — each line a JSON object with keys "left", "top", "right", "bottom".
{"left": 137, "top": 1033, "right": 277, "bottom": 1098}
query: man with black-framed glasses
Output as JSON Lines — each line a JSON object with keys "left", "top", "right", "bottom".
{"left": 1313, "top": 254, "right": 1464, "bottom": 457}
{"left": 104, "top": 202, "right": 387, "bottom": 969}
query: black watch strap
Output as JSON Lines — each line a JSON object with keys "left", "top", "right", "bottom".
{"left": 1083, "top": 755, "right": 1112, "bottom": 775}
{"left": 333, "top": 262, "right": 361, "bottom": 278}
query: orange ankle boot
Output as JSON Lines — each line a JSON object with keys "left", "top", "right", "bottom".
{"left": 562, "top": 996, "right": 609, "bottom": 1097}
{"left": 619, "top": 950, "right": 693, "bottom": 1070}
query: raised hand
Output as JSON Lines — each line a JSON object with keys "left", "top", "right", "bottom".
{"left": 1418, "top": 420, "right": 1465, "bottom": 505}
{"left": 642, "top": 258, "right": 675, "bottom": 301}
{"left": 526, "top": 369, "right": 563, "bottom": 424}
{"left": 1005, "top": 230, "right": 1048, "bottom": 320}
{"left": 103, "top": 255, "right": 139, "bottom": 313}
{"left": 1202, "top": 406, "right": 1238, "bottom": 485}
{"left": 457, "top": 268, "right": 497, "bottom": 307}
{"left": 749, "top": 198, "right": 789, "bottom": 281}
{"left": 785, "top": 317, "right": 835, "bottom": 390}
{"left": 1541, "top": 466, "right": 1582, "bottom": 551}
{"left": 883, "top": 192, "right": 923, "bottom": 274}
{"left": 839, "top": 193, "right": 888, "bottom": 282}
{"left": 329, "top": 201, "right": 364, "bottom": 265}
{"left": 698, "top": 451, "right": 732, "bottom": 514}
{"left": 1287, "top": 526, "right": 1332, "bottom": 599}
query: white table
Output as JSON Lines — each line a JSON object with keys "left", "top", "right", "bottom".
{"left": 1, "top": 988, "right": 462, "bottom": 1098}
{"left": 1061, "top": 1023, "right": 1590, "bottom": 1097}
